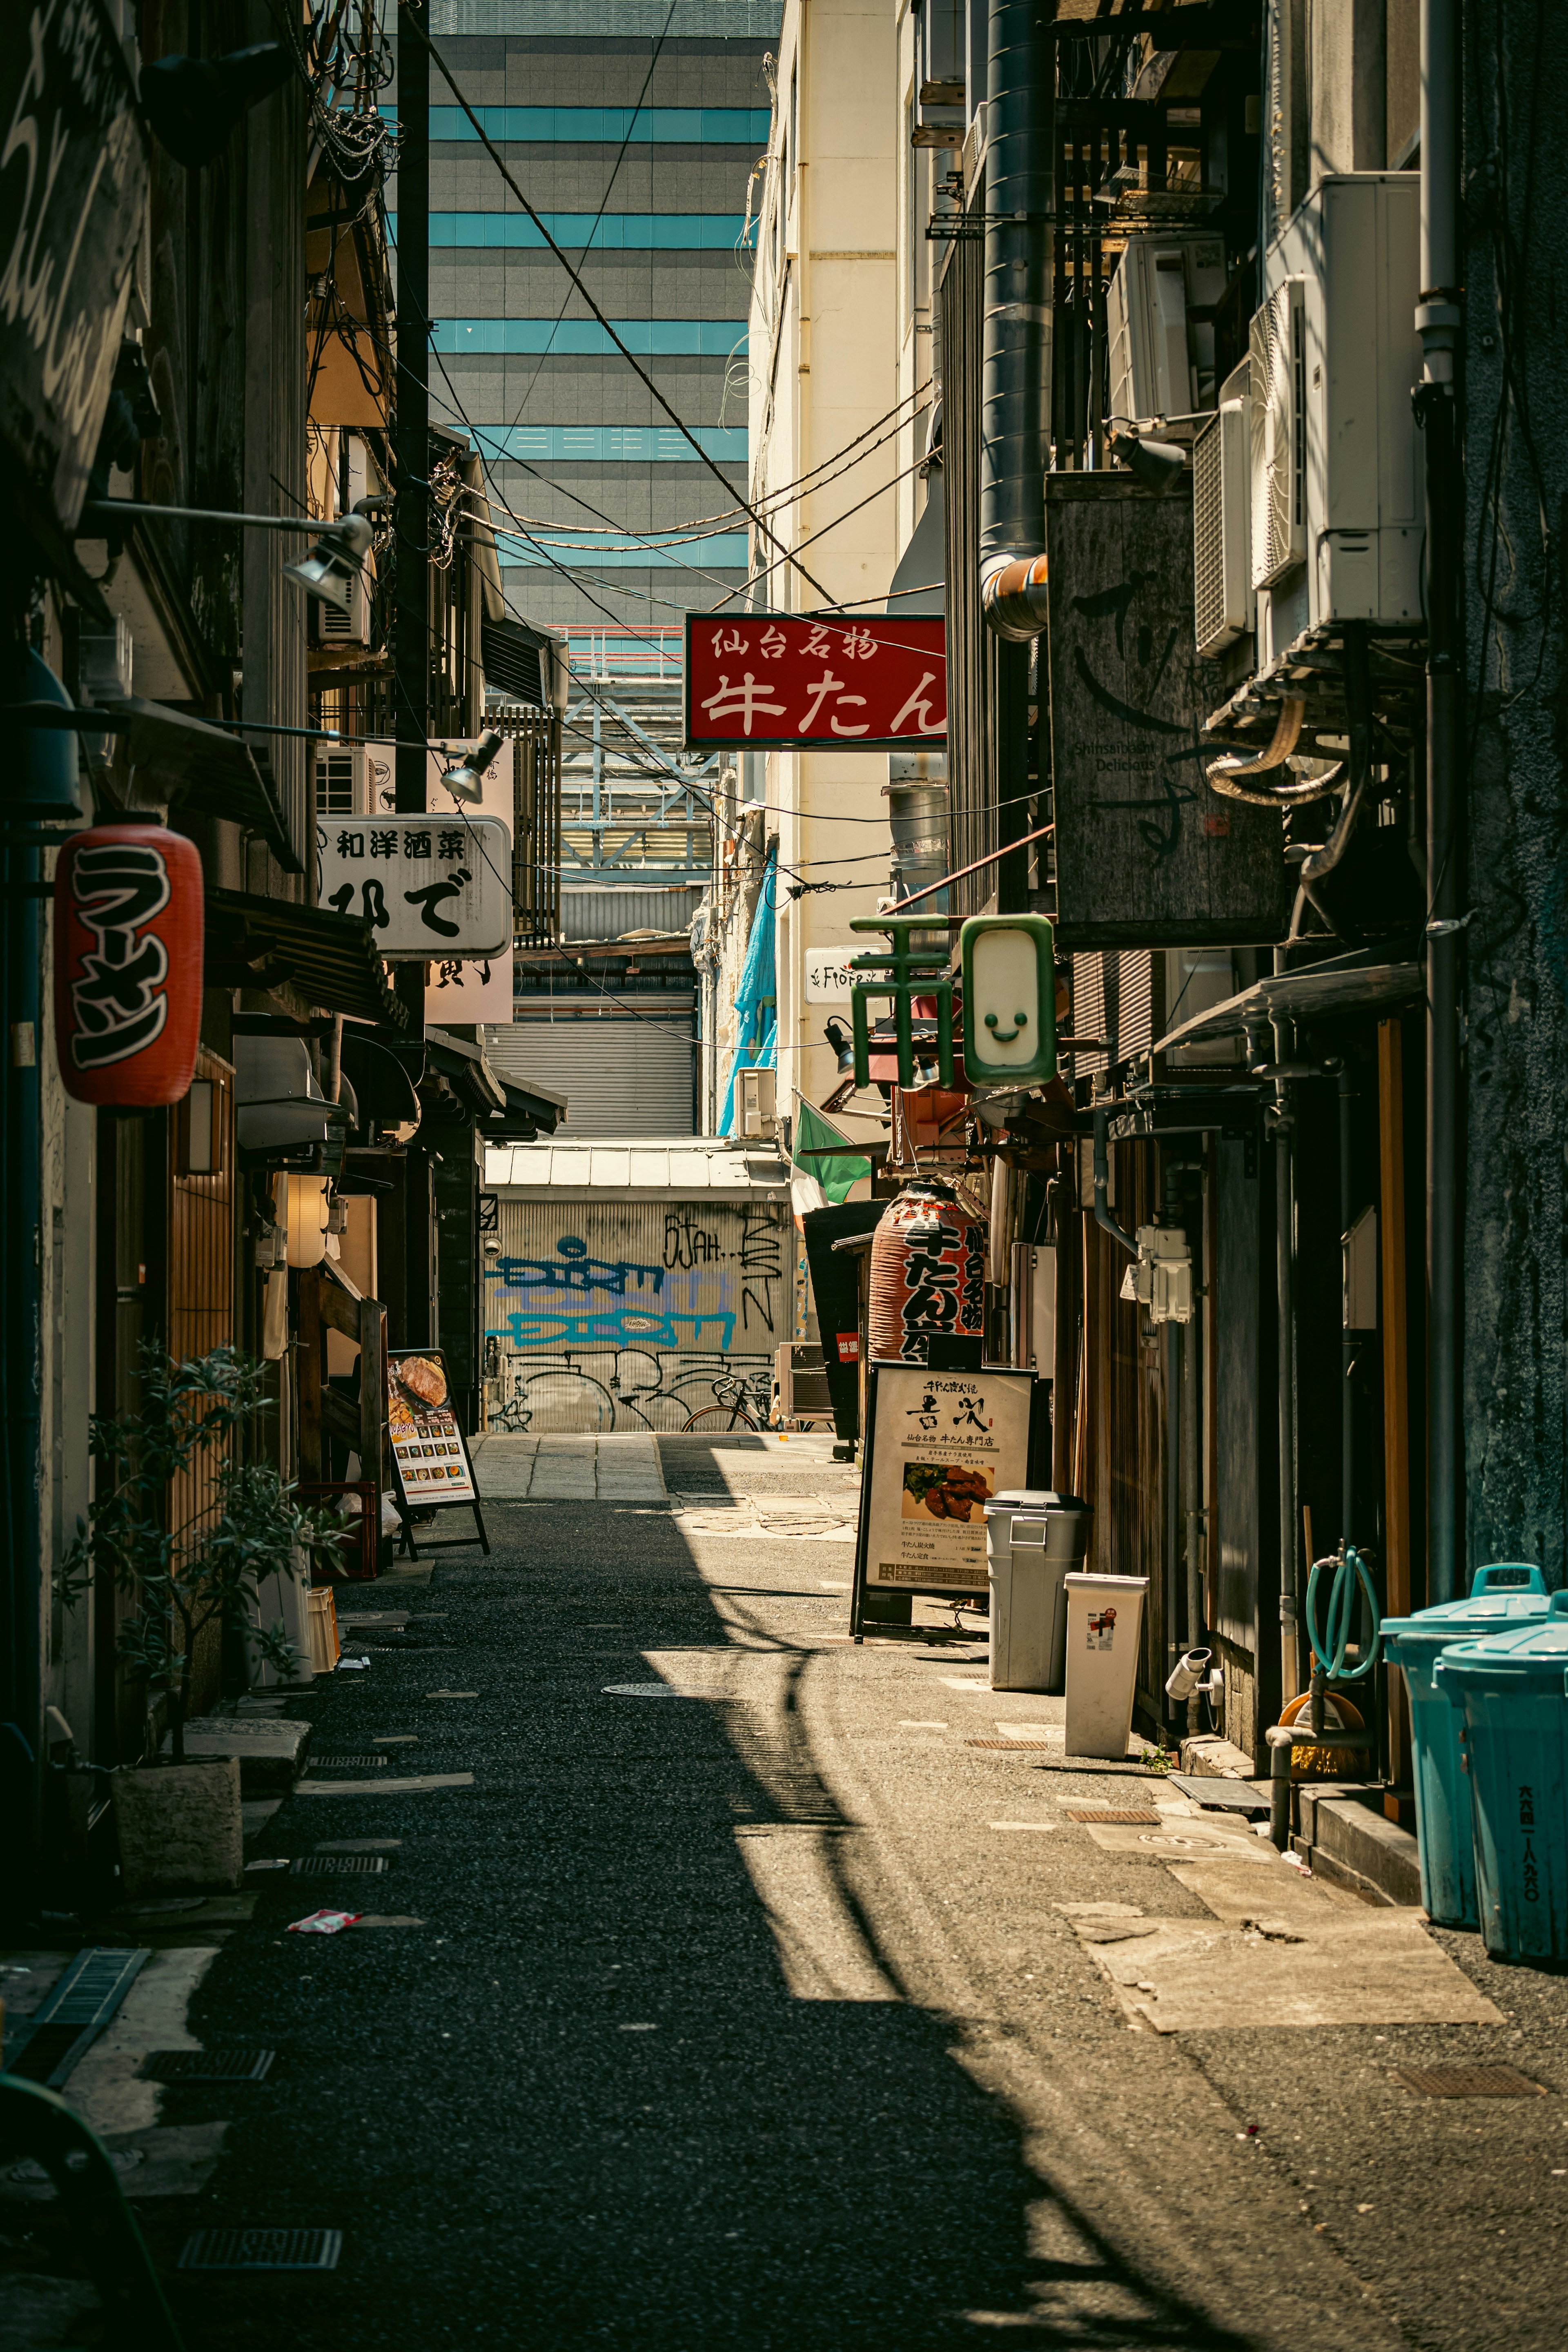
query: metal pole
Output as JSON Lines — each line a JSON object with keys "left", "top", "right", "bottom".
{"left": 1419, "top": 0, "right": 1463, "bottom": 1603}
{"left": 1268, "top": 987, "right": 1300, "bottom": 1707}
{"left": 394, "top": 0, "right": 430, "bottom": 850}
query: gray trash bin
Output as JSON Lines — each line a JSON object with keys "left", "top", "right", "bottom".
{"left": 985, "top": 1490, "right": 1092, "bottom": 1693}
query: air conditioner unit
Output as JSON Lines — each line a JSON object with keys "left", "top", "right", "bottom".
{"left": 316, "top": 565, "right": 370, "bottom": 646}
{"left": 1249, "top": 279, "right": 1306, "bottom": 588}
{"left": 739, "top": 1065, "right": 778, "bottom": 1139}
{"left": 1106, "top": 235, "right": 1227, "bottom": 425}
{"left": 1192, "top": 360, "right": 1252, "bottom": 655}
{"left": 314, "top": 744, "right": 370, "bottom": 818}
{"left": 1260, "top": 173, "right": 1423, "bottom": 644}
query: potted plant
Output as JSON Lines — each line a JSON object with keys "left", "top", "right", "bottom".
{"left": 63, "top": 1346, "right": 343, "bottom": 1898}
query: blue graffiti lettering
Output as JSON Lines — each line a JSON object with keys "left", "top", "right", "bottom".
{"left": 494, "top": 1235, "right": 664, "bottom": 1298}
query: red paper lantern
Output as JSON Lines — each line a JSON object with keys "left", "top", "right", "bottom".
{"left": 53, "top": 825, "right": 204, "bottom": 1106}
{"left": 867, "top": 1180, "right": 987, "bottom": 1364}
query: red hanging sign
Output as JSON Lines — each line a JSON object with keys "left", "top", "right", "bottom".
{"left": 684, "top": 614, "right": 946, "bottom": 750}
{"left": 53, "top": 825, "right": 204, "bottom": 1106}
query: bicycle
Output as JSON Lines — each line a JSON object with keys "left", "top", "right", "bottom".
{"left": 680, "top": 1368, "right": 775, "bottom": 1433}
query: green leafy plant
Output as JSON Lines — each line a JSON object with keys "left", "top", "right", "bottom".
{"left": 62, "top": 1347, "right": 347, "bottom": 1762}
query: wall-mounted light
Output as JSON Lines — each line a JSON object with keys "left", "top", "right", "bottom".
{"left": 83, "top": 500, "right": 373, "bottom": 611}
{"left": 440, "top": 728, "right": 506, "bottom": 804}
{"left": 1104, "top": 421, "right": 1187, "bottom": 494}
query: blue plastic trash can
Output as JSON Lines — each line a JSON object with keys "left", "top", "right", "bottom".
{"left": 1382, "top": 1564, "right": 1550, "bottom": 1927}
{"left": 1436, "top": 1590, "right": 1568, "bottom": 1964}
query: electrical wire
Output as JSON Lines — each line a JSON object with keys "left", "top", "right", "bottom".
{"left": 399, "top": 4, "right": 838, "bottom": 606}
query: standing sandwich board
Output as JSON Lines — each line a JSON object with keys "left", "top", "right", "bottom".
{"left": 849, "top": 1363, "right": 1033, "bottom": 1638}
{"left": 387, "top": 1348, "right": 490, "bottom": 1556}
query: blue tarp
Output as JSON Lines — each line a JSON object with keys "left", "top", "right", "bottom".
{"left": 717, "top": 849, "right": 777, "bottom": 1138}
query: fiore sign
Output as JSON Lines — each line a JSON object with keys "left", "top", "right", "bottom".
{"left": 53, "top": 825, "right": 203, "bottom": 1106}
{"left": 683, "top": 615, "right": 946, "bottom": 750}
{"left": 315, "top": 815, "right": 512, "bottom": 960}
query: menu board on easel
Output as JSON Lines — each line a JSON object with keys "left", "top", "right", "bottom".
{"left": 385, "top": 1352, "right": 488, "bottom": 1560}
{"left": 850, "top": 1362, "right": 1033, "bottom": 1635}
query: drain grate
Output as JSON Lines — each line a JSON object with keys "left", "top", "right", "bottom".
{"left": 308, "top": 1756, "right": 387, "bottom": 1769}
{"left": 967, "top": 1738, "right": 1057, "bottom": 1751}
{"left": 147, "top": 2048, "right": 276, "bottom": 2083}
{"left": 1393, "top": 2065, "right": 1548, "bottom": 2099}
{"left": 179, "top": 2229, "right": 341, "bottom": 2272}
{"left": 1065, "top": 1807, "right": 1162, "bottom": 1825}
{"left": 288, "top": 1854, "right": 388, "bottom": 1876}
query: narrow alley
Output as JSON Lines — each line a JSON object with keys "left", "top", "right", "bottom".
{"left": 7, "top": 1439, "right": 1564, "bottom": 2351}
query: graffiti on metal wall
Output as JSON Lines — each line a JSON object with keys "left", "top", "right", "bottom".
{"left": 485, "top": 1202, "right": 787, "bottom": 1430}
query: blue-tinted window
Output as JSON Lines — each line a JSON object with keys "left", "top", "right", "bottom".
{"left": 465, "top": 425, "right": 748, "bottom": 463}
{"left": 408, "top": 213, "right": 753, "bottom": 249}
{"left": 499, "top": 534, "right": 750, "bottom": 572}
{"left": 383, "top": 107, "right": 772, "bottom": 144}
{"left": 432, "top": 320, "right": 747, "bottom": 356}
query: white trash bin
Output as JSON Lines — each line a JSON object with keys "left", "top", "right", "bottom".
{"left": 1064, "top": 1572, "right": 1149, "bottom": 1757}
{"left": 986, "top": 1491, "right": 1093, "bottom": 1692}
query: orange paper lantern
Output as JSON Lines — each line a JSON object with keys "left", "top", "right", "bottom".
{"left": 867, "top": 1181, "right": 987, "bottom": 1364}
{"left": 53, "top": 824, "right": 204, "bottom": 1106}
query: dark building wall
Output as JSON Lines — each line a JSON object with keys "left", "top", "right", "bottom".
{"left": 1461, "top": 0, "right": 1568, "bottom": 1588}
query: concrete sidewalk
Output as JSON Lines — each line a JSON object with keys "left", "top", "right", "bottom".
{"left": 468, "top": 1431, "right": 667, "bottom": 1502}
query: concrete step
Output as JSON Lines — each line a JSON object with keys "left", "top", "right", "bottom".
{"left": 1294, "top": 1782, "right": 1423, "bottom": 1907}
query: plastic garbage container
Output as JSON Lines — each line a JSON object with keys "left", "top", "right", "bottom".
{"left": 1382, "top": 1564, "right": 1551, "bottom": 1927}
{"left": 1064, "top": 1572, "right": 1148, "bottom": 1758}
{"left": 985, "top": 1492, "right": 1091, "bottom": 1693}
{"left": 1436, "top": 1590, "right": 1568, "bottom": 1964}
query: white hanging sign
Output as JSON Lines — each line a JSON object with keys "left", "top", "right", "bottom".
{"left": 316, "top": 815, "right": 512, "bottom": 960}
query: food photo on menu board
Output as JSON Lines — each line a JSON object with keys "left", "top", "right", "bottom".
{"left": 861, "top": 1365, "right": 1031, "bottom": 1595}
{"left": 387, "top": 1350, "right": 477, "bottom": 1506}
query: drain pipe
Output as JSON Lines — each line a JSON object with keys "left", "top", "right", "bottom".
{"left": 1418, "top": 0, "right": 1463, "bottom": 1604}
{"left": 1091, "top": 1103, "right": 1136, "bottom": 1256}
{"left": 1252, "top": 993, "right": 1300, "bottom": 1709}
{"left": 978, "top": 0, "right": 1054, "bottom": 642}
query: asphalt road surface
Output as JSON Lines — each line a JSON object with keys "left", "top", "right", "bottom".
{"left": 96, "top": 1435, "right": 1568, "bottom": 2350}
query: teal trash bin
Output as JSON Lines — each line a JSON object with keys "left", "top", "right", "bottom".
{"left": 1383, "top": 1564, "right": 1551, "bottom": 1927}
{"left": 1436, "top": 1590, "right": 1568, "bottom": 1964}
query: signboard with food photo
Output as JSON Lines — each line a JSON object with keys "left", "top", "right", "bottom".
{"left": 388, "top": 1349, "right": 478, "bottom": 1508}
{"left": 853, "top": 1363, "right": 1033, "bottom": 1614}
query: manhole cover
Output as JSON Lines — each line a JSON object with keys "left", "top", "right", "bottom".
{"left": 1065, "top": 1808, "right": 1162, "bottom": 1825}
{"left": 179, "top": 2229, "right": 341, "bottom": 2272}
{"left": 147, "top": 2048, "right": 276, "bottom": 2083}
{"left": 1392, "top": 2065, "right": 1548, "bottom": 2099}
{"left": 967, "top": 1739, "right": 1057, "bottom": 1751}
{"left": 288, "top": 1855, "right": 388, "bottom": 1876}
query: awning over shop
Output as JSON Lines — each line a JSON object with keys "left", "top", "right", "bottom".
{"left": 1154, "top": 949, "right": 1423, "bottom": 1056}
{"left": 420, "top": 1025, "right": 565, "bottom": 1139}
{"left": 103, "top": 697, "right": 302, "bottom": 871}
{"left": 205, "top": 889, "right": 407, "bottom": 1027}
{"left": 339, "top": 1030, "right": 422, "bottom": 1143}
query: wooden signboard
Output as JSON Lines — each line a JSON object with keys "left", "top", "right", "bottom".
{"left": 850, "top": 1363, "right": 1033, "bottom": 1637}
{"left": 1046, "top": 474, "right": 1287, "bottom": 949}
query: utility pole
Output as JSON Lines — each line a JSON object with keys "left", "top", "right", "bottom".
{"left": 394, "top": 0, "right": 430, "bottom": 848}
{"left": 1417, "top": 0, "right": 1462, "bottom": 1601}
{"left": 394, "top": 1, "right": 432, "bottom": 1343}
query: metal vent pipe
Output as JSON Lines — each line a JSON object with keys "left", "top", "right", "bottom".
{"left": 979, "top": 0, "right": 1055, "bottom": 641}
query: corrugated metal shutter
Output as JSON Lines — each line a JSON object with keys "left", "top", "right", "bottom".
{"left": 560, "top": 886, "right": 704, "bottom": 942}
{"left": 485, "top": 1015, "right": 695, "bottom": 1137}
{"left": 1116, "top": 950, "right": 1164, "bottom": 1067}
{"left": 488, "top": 1195, "right": 791, "bottom": 1431}
{"left": 1070, "top": 951, "right": 1115, "bottom": 1081}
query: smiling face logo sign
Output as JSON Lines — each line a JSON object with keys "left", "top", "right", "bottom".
{"left": 958, "top": 914, "right": 1058, "bottom": 1087}
{"left": 53, "top": 825, "right": 204, "bottom": 1105}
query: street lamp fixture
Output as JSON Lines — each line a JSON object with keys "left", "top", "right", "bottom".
{"left": 440, "top": 728, "right": 505, "bottom": 804}
{"left": 82, "top": 500, "right": 373, "bottom": 611}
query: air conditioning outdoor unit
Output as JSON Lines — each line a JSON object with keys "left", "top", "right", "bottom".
{"left": 1192, "top": 360, "right": 1251, "bottom": 655}
{"left": 1249, "top": 278, "right": 1306, "bottom": 589}
{"left": 1106, "top": 235, "right": 1227, "bottom": 425}
{"left": 1254, "top": 173, "right": 1422, "bottom": 655}
{"left": 316, "top": 565, "right": 370, "bottom": 646}
{"left": 314, "top": 743, "right": 370, "bottom": 818}
{"left": 739, "top": 1065, "right": 779, "bottom": 1139}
